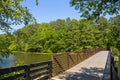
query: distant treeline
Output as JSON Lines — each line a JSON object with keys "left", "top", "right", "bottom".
{"left": 0, "top": 16, "right": 120, "bottom": 55}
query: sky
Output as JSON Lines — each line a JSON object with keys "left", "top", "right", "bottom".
{"left": 23, "top": 0, "right": 80, "bottom": 23}
{"left": 22, "top": 0, "right": 115, "bottom": 24}
{"left": 14, "top": 0, "right": 80, "bottom": 30}
{"left": 0, "top": 0, "right": 115, "bottom": 33}
{"left": 1, "top": 0, "right": 80, "bottom": 33}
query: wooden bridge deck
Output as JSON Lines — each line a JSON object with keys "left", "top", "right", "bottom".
{"left": 52, "top": 51, "right": 109, "bottom": 80}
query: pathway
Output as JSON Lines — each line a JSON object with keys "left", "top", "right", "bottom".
{"left": 51, "top": 51, "right": 109, "bottom": 80}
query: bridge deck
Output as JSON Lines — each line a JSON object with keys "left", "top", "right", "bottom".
{"left": 52, "top": 51, "right": 109, "bottom": 80}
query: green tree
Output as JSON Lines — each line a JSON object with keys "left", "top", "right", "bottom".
{"left": 110, "top": 15, "right": 120, "bottom": 49}
{"left": 0, "top": 34, "right": 12, "bottom": 56}
{"left": 79, "top": 19, "right": 95, "bottom": 49}
{"left": 14, "top": 24, "right": 39, "bottom": 52}
{"left": 0, "top": 0, "right": 36, "bottom": 32}
{"left": 2, "top": 16, "right": 120, "bottom": 55}
{"left": 97, "top": 17, "right": 111, "bottom": 46}
{"left": 70, "top": 0, "right": 120, "bottom": 19}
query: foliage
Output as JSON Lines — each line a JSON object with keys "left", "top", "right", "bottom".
{"left": 111, "top": 46, "right": 120, "bottom": 56}
{"left": 0, "top": 0, "right": 36, "bottom": 32}
{"left": 70, "top": 0, "right": 120, "bottom": 19}
{"left": 0, "top": 34, "right": 12, "bottom": 56}
{"left": 0, "top": 16, "right": 120, "bottom": 55}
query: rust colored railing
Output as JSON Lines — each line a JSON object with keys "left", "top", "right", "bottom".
{"left": 52, "top": 48, "right": 105, "bottom": 76}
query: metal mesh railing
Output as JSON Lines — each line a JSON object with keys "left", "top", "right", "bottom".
{"left": 52, "top": 48, "right": 105, "bottom": 76}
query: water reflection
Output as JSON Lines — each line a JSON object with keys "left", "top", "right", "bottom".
{"left": 0, "top": 53, "right": 51, "bottom": 69}
{"left": 0, "top": 54, "right": 15, "bottom": 69}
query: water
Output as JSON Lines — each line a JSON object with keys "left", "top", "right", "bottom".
{"left": 0, "top": 54, "right": 15, "bottom": 69}
{"left": 0, "top": 53, "right": 52, "bottom": 69}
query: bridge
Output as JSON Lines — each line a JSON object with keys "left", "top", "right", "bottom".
{"left": 0, "top": 48, "right": 119, "bottom": 80}
{"left": 52, "top": 51, "right": 114, "bottom": 80}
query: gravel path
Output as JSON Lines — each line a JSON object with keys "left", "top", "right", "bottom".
{"left": 51, "top": 51, "right": 108, "bottom": 80}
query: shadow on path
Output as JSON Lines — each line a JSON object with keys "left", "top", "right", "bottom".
{"left": 56, "top": 67, "right": 104, "bottom": 80}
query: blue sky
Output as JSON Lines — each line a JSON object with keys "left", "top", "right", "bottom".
{"left": 23, "top": 0, "right": 80, "bottom": 23}
{"left": 7, "top": 0, "right": 80, "bottom": 32}
{"left": 1, "top": 0, "right": 80, "bottom": 33}
{"left": 14, "top": 0, "right": 79, "bottom": 29}
{"left": 0, "top": 0, "right": 115, "bottom": 33}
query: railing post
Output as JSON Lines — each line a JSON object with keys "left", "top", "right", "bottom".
{"left": 25, "top": 65, "right": 30, "bottom": 80}
{"left": 110, "top": 53, "right": 112, "bottom": 80}
{"left": 52, "top": 55, "right": 55, "bottom": 76}
{"left": 67, "top": 53, "right": 69, "bottom": 69}
{"left": 48, "top": 61, "right": 52, "bottom": 78}
{"left": 77, "top": 53, "right": 78, "bottom": 64}
{"left": 107, "top": 43, "right": 110, "bottom": 50}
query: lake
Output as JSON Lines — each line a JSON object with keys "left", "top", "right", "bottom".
{"left": 0, "top": 53, "right": 52, "bottom": 69}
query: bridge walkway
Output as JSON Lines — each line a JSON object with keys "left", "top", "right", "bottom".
{"left": 52, "top": 51, "right": 109, "bottom": 80}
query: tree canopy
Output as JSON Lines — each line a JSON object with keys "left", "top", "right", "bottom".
{"left": 70, "top": 0, "right": 120, "bottom": 19}
{"left": 0, "top": 0, "right": 36, "bottom": 32}
{"left": 0, "top": 16, "right": 120, "bottom": 55}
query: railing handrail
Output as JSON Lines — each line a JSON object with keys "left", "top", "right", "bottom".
{"left": 102, "top": 51, "right": 111, "bottom": 80}
{"left": 52, "top": 48, "right": 105, "bottom": 76}
{"left": 0, "top": 60, "right": 52, "bottom": 80}
{"left": 103, "top": 51, "right": 119, "bottom": 80}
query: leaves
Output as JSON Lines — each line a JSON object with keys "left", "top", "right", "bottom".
{"left": 0, "top": 0, "right": 36, "bottom": 32}
{"left": 0, "top": 16, "right": 120, "bottom": 55}
{"left": 70, "top": 0, "right": 120, "bottom": 20}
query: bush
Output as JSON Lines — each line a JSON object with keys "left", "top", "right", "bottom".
{"left": 111, "top": 46, "right": 120, "bottom": 56}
